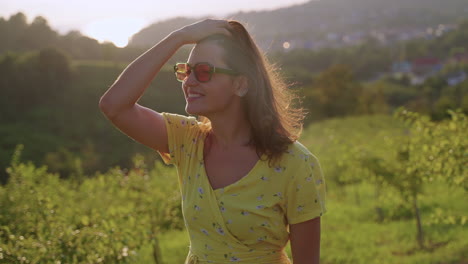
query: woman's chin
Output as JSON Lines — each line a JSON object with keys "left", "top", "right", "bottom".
{"left": 185, "top": 105, "right": 204, "bottom": 116}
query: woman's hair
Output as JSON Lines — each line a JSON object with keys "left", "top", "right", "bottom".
{"left": 199, "top": 20, "right": 306, "bottom": 166}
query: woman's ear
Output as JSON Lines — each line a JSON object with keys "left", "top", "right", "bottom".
{"left": 233, "top": 75, "right": 248, "bottom": 97}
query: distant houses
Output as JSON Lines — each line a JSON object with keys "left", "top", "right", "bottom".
{"left": 451, "top": 53, "right": 468, "bottom": 64}
{"left": 447, "top": 71, "right": 467, "bottom": 86}
{"left": 259, "top": 22, "right": 466, "bottom": 86}
{"left": 391, "top": 53, "right": 468, "bottom": 86}
{"left": 264, "top": 23, "right": 458, "bottom": 52}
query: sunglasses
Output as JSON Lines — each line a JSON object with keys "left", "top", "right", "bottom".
{"left": 174, "top": 62, "right": 239, "bottom": 83}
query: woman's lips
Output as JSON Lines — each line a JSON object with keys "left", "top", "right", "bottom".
{"left": 186, "top": 92, "right": 204, "bottom": 102}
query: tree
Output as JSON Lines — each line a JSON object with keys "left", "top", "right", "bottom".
{"left": 21, "top": 16, "right": 58, "bottom": 50}
{"left": 311, "top": 64, "right": 364, "bottom": 118}
{"left": 391, "top": 107, "right": 467, "bottom": 248}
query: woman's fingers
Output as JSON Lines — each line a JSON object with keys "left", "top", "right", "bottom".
{"left": 176, "top": 19, "right": 233, "bottom": 44}
{"left": 216, "top": 27, "right": 233, "bottom": 38}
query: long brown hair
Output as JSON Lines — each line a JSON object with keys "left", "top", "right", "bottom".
{"left": 199, "top": 20, "right": 306, "bottom": 166}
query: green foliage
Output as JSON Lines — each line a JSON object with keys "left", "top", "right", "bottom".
{"left": 312, "top": 64, "right": 364, "bottom": 117}
{"left": 0, "top": 53, "right": 186, "bottom": 182}
{"left": 302, "top": 113, "right": 407, "bottom": 188}
{"left": 394, "top": 108, "right": 467, "bottom": 190}
{"left": 301, "top": 108, "right": 466, "bottom": 249}
{"left": 0, "top": 150, "right": 182, "bottom": 263}
{"left": 0, "top": 12, "right": 148, "bottom": 62}
{"left": 299, "top": 64, "right": 391, "bottom": 123}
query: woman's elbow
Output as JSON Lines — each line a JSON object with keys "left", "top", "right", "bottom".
{"left": 99, "top": 95, "right": 117, "bottom": 119}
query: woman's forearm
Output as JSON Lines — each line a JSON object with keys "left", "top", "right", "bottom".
{"left": 99, "top": 31, "right": 186, "bottom": 118}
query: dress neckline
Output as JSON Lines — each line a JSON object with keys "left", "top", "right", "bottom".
{"left": 198, "top": 131, "right": 263, "bottom": 193}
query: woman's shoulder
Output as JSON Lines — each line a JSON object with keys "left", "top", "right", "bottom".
{"left": 282, "top": 140, "right": 320, "bottom": 165}
{"left": 161, "top": 112, "right": 199, "bottom": 127}
{"left": 161, "top": 112, "right": 207, "bottom": 140}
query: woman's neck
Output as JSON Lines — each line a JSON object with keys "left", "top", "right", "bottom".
{"left": 206, "top": 111, "right": 251, "bottom": 149}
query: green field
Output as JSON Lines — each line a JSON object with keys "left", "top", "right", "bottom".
{"left": 149, "top": 181, "right": 467, "bottom": 264}
{"left": 1, "top": 113, "right": 466, "bottom": 264}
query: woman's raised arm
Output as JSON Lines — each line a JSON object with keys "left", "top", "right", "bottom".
{"left": 99, "top": 31, "right": 185, "bottom": 153}
{"left": 98, "top": 19, "right": 231, "bottom": 153}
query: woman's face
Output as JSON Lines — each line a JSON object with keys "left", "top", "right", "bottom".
{"left": 182, "top": 41, "right": 239, "bottom": 117}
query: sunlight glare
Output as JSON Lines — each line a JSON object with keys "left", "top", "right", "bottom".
{"left": 83, "top": 17, "right": 146, "bottom": 47}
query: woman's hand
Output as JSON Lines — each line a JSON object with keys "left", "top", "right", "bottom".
{"left": 174, "top": 19, "right": 232, "bottom": 44}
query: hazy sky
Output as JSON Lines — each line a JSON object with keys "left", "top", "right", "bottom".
{"left": 1, "top": 0, "right": 310, "bottom": 47}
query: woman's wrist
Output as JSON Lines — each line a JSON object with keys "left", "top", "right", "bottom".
{"left": 168, "top": 29, "right": 190, "bottom": 46}
{"left": 167, "top": 19, "right": 232, "bottom": 46}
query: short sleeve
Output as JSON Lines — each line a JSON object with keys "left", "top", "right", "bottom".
{"left": 285, "top": 153, "right": 327, "bottom": 225}
{"left": 157, "top": 112, "right": 199, "bottom": 166}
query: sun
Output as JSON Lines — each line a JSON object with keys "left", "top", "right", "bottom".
{"left": 83, "top": 17, "right": 146, "bottom": 48}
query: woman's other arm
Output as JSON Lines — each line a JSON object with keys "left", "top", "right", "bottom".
{"left": 289, "top": 217, "right": 321, "bottom": 264}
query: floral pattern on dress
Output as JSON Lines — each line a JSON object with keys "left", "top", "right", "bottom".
{"left": 158, "top": 112, "right": 327, "bottom": 263}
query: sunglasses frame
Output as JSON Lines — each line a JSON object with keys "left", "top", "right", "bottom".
{"left": 174, "top": 62, "right": 239, "bottom": 83}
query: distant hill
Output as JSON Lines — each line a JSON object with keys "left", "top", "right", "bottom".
{"left": 129, "top": 0, "right": 468, "bottom": 50}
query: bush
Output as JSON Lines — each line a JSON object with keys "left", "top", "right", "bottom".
{"left": 0, "top": 151, "right": 181, "bottom": 263}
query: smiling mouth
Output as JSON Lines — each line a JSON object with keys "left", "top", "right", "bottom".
{"left": 186, "top": 92, "right": 205, "bottom": 102}
{"left": 188, "top": 93, "right": 203, "bottom": 98}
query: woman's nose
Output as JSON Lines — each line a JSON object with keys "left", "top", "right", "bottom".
{"left": 184, "top": 71, "right": 199, "bottom": 86}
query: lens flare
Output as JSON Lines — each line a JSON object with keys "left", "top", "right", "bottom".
{"left": 83, "top": 17, "right": 146, "bottom": 47}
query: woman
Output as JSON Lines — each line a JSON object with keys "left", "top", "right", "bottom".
{"left": 99, "top": 19, "right": 327, "bottom": 264}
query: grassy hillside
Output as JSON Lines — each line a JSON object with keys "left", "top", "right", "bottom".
{"left": 152, "top": 181, "right": 467, "bottom": 264}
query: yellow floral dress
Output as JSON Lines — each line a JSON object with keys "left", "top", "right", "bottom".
{"left": 158, "top": 113, "right": 327, "bottom": 264}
